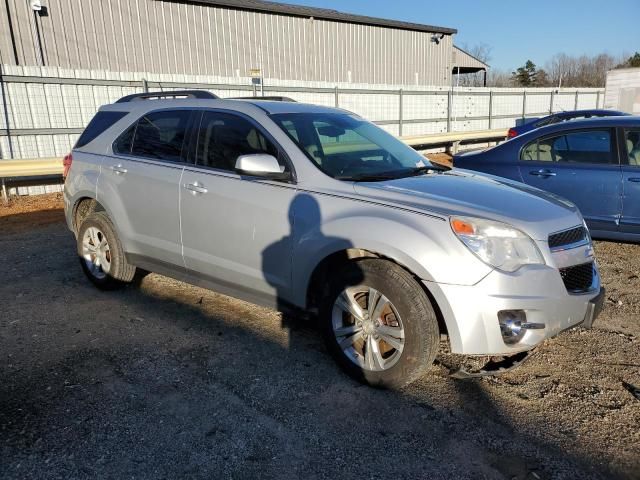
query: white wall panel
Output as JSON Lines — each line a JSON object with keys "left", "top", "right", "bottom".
{"left": 0, "top": 65, "right": 604, "bottom": 161}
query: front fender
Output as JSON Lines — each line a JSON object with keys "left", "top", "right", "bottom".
{"left": 291, "top": 212, "right": 492, "bottom": 307}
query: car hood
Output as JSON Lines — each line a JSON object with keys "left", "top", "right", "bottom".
{"left": 352, "top": 169, "right": 582, "bottom": 241}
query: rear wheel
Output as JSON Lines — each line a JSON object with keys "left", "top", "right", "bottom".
{"left": 321, "top": 259, "right": 439, "bottom": 389}
{"left": 77, "top": 212, "right": 135, "bottom": 290}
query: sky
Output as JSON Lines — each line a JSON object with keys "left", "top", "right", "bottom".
{"left": 276, "top": 0, "right": 639, "bottom": 71}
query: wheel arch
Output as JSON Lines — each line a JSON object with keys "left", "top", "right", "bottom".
{"left": 72, "top": 196, "right": 106, "bottom": 233}
{"left": 304, "top": 246, "right": 449, "bottom": 338}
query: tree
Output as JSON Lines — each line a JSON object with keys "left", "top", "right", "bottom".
{"left": 512, "top": 60, "right": 538, "bottom": 87}
{"left": 545, "top": 52, "right": 619, "bottom": 87}
{"left": 617, "top": 52, "right": 640, "bottom": 69}
{"left": 535, "top": 68, "right": 550, "bottom": 87}
{"left": 486, "top": 69, "right": 515, "bottom": 87}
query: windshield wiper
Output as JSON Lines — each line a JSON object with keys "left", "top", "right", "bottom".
{"left": 336, "top": 164, "right": 451, "bottom": 182}
{"left": 406, "top": 164, "right": 451, "bottom": 176}
{"left": 336, "top": 171, "right": 405, "bottom": 182}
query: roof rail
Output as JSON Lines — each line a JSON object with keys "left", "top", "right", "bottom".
{"left": 229, "top": 96, "right": 297, "bottom": 102}
{"left": 115, "top": 90, "right": 218, "bottom": 103}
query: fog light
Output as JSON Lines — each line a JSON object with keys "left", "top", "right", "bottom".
{"left": 497, "top": 310, "right": 546, "bottom": 345}
{"left": 498, "top": 310, "right": 527, "bottom": 345}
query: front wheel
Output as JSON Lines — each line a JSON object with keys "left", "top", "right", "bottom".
{"left": 321, "top": 259, "right": 440, "bottom": 389}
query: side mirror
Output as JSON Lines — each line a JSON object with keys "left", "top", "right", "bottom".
{"left": 235, "top": 154, "right": 290, "bottom": 181}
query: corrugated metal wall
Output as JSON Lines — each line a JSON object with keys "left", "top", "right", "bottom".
{"left": 0, "top": 0, "right": 454, "bottom": 86}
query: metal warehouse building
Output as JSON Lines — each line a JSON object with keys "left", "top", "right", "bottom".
{"left": 0, "top": 0, "right": 487, "bottom": 86}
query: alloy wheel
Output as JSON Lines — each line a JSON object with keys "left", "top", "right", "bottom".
{"left": 331, "top": 286, "right": 405, "bottom": 371}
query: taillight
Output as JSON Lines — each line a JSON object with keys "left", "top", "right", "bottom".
{"left": 507, "top": 128, "right": 518, "bottom": 138}
{"left": 63, "top": 153, "right": 72, "bottom": 179}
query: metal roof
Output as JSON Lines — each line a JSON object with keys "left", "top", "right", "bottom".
{"left": 452, "top": 46, "right": 489, "bottom": 73}
{"left": 164, "top": 0, "right": 457, "bottom": 35}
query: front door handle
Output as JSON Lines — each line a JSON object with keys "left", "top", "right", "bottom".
{"left": 628, "top": 177, "right": 640, "bottom": 183}
{"left": 110, "top": 164, "right": 128, "bottom": 175}
{"left": 184, "top": 182, "right": 208, "bottom": 194}
{"left": 529, "top": 169, "right": 556, "bottom": 177}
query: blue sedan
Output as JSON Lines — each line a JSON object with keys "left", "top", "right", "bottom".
{"left": 507, "top": 109, "right": 628, "bottom": 138}
{"left": 454, "top": 116, "right": 640, "bottom": 242}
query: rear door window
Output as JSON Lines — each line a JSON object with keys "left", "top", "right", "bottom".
{"left": 75, "top": 111, "right": 127, "bottom": 148}
{"left": 113, "top": 124, "right": 135, "bottom": 155}
{"left": 521, "top": 129, "right": 616, "bottom": 164}
{"left": 115, "top": 110, "right": 191, "bottom": 162}
{"left": 561, "top": 130, "right": 615, "bottom": 164}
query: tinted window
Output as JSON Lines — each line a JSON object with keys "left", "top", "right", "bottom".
{"left": 521, "top": 130, "right": 615, "bottom": 164}
{"left": 564, "top": 131, "right": 611, "bottom": 153}
{"left": 195, "top": 112, "right": 281, "bottom": 171}
{"left": 279, "top": 119, "right": 299, "bottom": 141}
{"left": 76, "top": 111, "right": 127, "bottom": 148}
{"left": 129, "top": 110, "right": 191, "bottom": 162}
{"left": 114, "top": 124, "right": 135, "bottom": 155}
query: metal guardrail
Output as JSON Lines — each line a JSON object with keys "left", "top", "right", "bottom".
{"left": 0, "top": 157, "right": 63, "bottom": 204}
{"left": 403, "top": 128, "right": 508, "bottom": 152}
{"left": 0, "top": 157, "right": 63, "bottom": 177}
{"left": 0, "top": 128, "right": 508, "bottom": 203}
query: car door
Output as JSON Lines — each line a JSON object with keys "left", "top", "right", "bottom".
{"left": 620, "top": 127, "right": 640, "bottom": 235}
{"left": 517, "top": 128, "right": 622, "bottom": 233}
{"left": 179, "top": 110, "right": 297, "bottom": 307}
{"left": 104, "top": 109, "right": 193, "bottom": 266}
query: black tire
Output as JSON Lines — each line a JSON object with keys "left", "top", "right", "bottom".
{"left": 76, "top": 211, "right": 136, "bottom": 290}
{"left": 320, "top": 259, "right": 439, "bottom": 389}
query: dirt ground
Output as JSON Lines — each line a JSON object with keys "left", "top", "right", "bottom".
{"left": 1, "top": 194, "right": 638, "bottom": 480}
{"left": 425, "top": 152, "right": 454, "bottom": 167}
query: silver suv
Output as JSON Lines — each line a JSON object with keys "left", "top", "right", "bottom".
{"left": 63, "top": 91, "right": 604, "bottom": 388}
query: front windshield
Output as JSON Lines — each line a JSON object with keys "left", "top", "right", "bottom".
{"left": 270, "top": 112, "right": 438, "bottom": 180}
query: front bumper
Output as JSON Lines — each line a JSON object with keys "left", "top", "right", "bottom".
{"left": 425, "top": 263, "right": 603, "bottom": 355}
{"left": 581, "top": 286, "right": 605, "bottom": 329}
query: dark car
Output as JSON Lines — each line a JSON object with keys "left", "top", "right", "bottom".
{"left": 507, "top": 109, "right": 629, "bottom": 138}
{"left": 454, "top": 116, "right": 640, "bottom": 242}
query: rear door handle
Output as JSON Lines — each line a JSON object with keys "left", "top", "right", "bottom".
{"left": 110, "top": 164, "right": 127, "bottom": 175}
{"left": 529, "top": 169, "right": 556, "bottom": 177}
{"left": 628, "top": 177, "right": 640, "bottom": 183}
{"left": 184, "top": 182, "right": 208, "bottom": 194}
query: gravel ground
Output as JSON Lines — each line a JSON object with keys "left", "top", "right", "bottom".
{"left": 1, "top": 194, "right": 639, "bottom": 480}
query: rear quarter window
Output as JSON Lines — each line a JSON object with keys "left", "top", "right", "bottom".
{"left": 131, "top": 110, "right": 191, "bottom": 162}
{"left": 75, "top": 111, "right": 128, "bottom": 148}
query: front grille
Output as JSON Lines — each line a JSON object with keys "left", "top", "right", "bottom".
{"left": 548, "top": 226, "right": 587, "bottom": 249}
{"left": 559, "top": 262, "right": 594, "bottom": 293}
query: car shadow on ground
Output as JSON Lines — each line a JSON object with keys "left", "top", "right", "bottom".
{"left": 0, "top": 216, "right": 626, "bottom": 479}
{"left": 0, "top": 207, "right": 64, "bottom": 235}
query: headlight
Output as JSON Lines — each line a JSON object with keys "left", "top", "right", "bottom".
{"left": 583, "top": 219, "right": 592, "bottom": 243}
{"left": 450, "top": 216, "right": 545, "bottom": 272}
